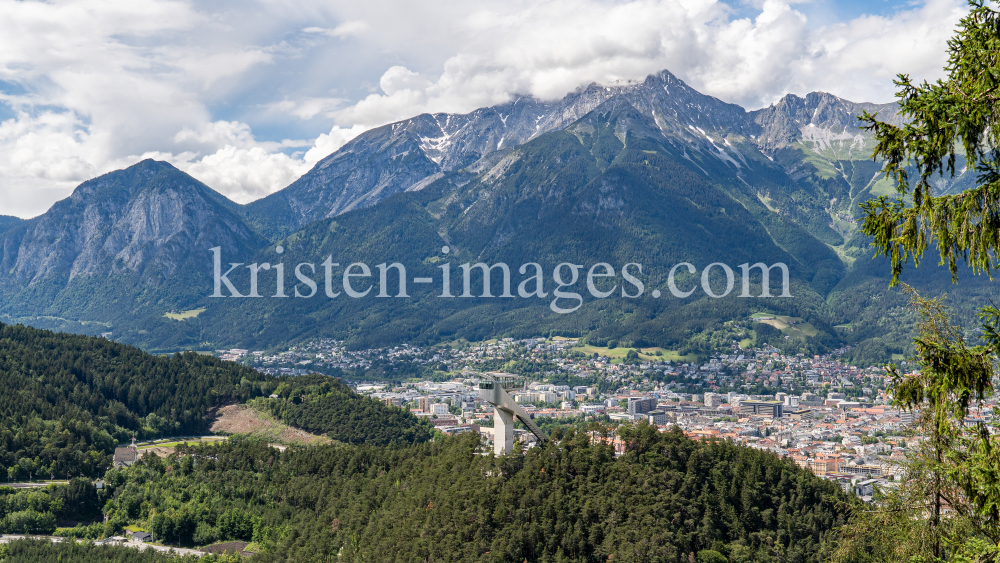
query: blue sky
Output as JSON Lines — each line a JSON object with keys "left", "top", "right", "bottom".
{"left": 723, "top": 0, "right": 919, "bottom": 24}
{"left": 0, "top": 0, "right": 969, "bottom": 218}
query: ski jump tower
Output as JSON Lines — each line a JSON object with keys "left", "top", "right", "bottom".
{"left": 477, "top": 372, "right": 547, "bottom": 454}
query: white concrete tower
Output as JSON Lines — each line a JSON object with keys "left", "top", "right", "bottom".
{"left": 493, "top": 407, "right": 515, "bottom": 456}
{"left": 477, "top": 372, "right": 547, "bottom": 455}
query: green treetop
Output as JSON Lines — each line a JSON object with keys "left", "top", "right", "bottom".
{"left": 860, "top": 0, "right": 1000, "bottom": 283}
{"left": 840, "top": 2, "right": 1000, "bottom": 560}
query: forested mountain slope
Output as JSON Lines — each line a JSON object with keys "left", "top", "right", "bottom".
{"left": 0, "top": 323, "right": 429, "bottom": 480}
{"left": 249, "top": 374, "right": 432, "bottom": 446}
{"left": 95, "top": 429, "right": 850, "bottom": 563}
{"left": 68, "top": 98, "right": 848, "bottom": 354}
{"left": 0, "top": 215, "right": 22, "bottom": 235}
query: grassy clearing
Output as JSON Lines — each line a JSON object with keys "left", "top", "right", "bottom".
{"left": 136, "top": 436, "right": 228, "bottom": 458}
{"left": 753, "top": 315, "right": 818, "bottom": 339}
{"left": 576, "top": 344, "right": 698, "bottom": 363}
{"left": 756, "top": 193, "right": 779, "bottom": 213}
{"left": 804, "top": 156, "right": 840, "bottom": 179}
{"left": 164, "top": 308, "right": 206, "bottom": 321}
{"left": 137, "top": 437, "right": 226, "bottom": 450}
{"left": 826, "top": 241, "right": 858, "bottom": 267}
{"left": 782, "top": 324, "right": 819, "bottom": 338}
{"left": 870, "top": 175, "right": 898, "bottom": 197}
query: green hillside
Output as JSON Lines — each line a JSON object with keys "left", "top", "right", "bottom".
{"left": 89, "top": 429, "right": 849, "bottom": 562}
{"left": 0, "top": 322, "right": 851, "bottom": 561}
{"left": 250, "top": 374, "right": 432, "bottom": 446}
{"left": 0, "top": 323, "right": 430, "bottom": 480}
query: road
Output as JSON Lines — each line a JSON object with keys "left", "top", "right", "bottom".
{"left": 1, "top": 480, "right": 69, "bottom": 489}
{"left": 0, "top": 535, "right": 206, "bottom": 557}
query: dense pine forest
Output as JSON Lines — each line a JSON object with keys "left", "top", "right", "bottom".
{"left": 249, "top": 374, "right": 433, "bottom": 446}
{"left": 0, "top": 323, "right": 429, "bottom": 480}
{"left": 0, "top": 477, "right": 102, "bottom": 534}
{"left": 0, "top": 322, "right": 271, "bottom": 479}
{"left": 83, "top": 429, "right": 849, "bottom": 562}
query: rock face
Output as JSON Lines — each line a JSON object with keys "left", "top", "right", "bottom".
{"left": 0, "top": 159, "right": 264, "bottom": 314}
{"left": 244, "top": 71, "right": 902, "bottom": 240}
{"left": 748, "top": 92, "right": 900, "bottom": 155}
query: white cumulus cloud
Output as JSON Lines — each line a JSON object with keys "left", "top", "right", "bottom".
{"left": 303, "top": 20, "right": 371, "bottom": 38}
{"left": 324, "top": 0, "right": 965, "bottom": 129}
{"left": 0, "top": 0, "right": 969, "bottom": 219}
{"left": 180, "top": 146, "right": 311, "bottom": 203}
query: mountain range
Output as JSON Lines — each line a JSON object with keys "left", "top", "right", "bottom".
{"left": 0, "top": 69, "right": 991, "bottom": 363}
{"left": 243, "top": 72, "right": 904, "bottom": 241}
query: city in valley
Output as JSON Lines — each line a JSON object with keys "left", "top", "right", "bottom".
{"left": 218, "top": 324, "right": 936, "bottom": 503}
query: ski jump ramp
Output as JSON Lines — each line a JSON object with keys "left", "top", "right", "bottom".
{"left": 477, "top": 372, "right": 547, "bottom": 455}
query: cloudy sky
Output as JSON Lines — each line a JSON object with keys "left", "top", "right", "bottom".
{"left": 0, "top": 0, "right": 968, "bottom": 218}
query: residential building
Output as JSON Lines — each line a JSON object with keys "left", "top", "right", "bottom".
{"left": 739, "top": 401, "right": 783, "bottom": 418}
{"left": 627, "top": 397, "right": 657, "bottom": 416}
{"left": 647, "top": 410, "right": 669, "bottom": 425}
{"left": 113, "top": 446, "right": 139, "bottom": 468}
{"left": 418, "top": 396, "right": 432, "bottom": 412}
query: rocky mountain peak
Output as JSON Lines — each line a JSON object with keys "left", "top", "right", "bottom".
{"left": 0, "top": 160, "right": 262, "bottom": 288}
{"left": 749, "top": 92, "right": 899, "bottom": 154}
{"left": 67, "top": 158, "right": 176, "bottom": 204}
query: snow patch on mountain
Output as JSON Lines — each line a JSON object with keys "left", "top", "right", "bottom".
{"left": 799, "top": 124, "right": 866, "bottom": 154}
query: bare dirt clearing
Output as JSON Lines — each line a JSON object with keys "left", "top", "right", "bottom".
{"left": 204, "top": 541, "right": 253, "bottom": 556}
{"left": 209, "top": 404, "right": 331, "bottom": 446}
{"left": 140, "top": 446, "right": 179, "bottom": 458}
